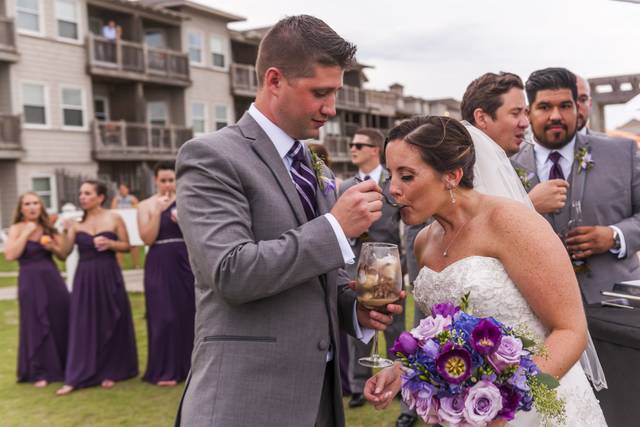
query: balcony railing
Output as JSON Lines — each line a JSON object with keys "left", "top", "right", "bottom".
{"left": 365, "top": 91, "right": 397, "bottom": 115}
{"left": 0, "top": 17, "right": 18, "bottom": 62}
{"left": 0, "top": 114, "right": 22, "bottom": 158}
{"left": 231, "top": 63, "right": 258, "bottom": 96}
{"left": 337, "top": 86, "right": 367, "bottom": 110}
{"left": 92, "top": 120, "right": 192, "bottom": 160}
{"left": 324, "top": 135, "right": 351, "bottom": 161}
{"left": 88, "top": 34, "right": 190, "bottom": 86}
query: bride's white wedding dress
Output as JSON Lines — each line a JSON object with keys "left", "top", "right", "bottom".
{"left": 413, "top": 255, "right": 607, "bottom": 426}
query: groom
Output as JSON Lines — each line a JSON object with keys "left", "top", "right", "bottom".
{"left": 175, "top": 15, "right": 402, "bottom": 427}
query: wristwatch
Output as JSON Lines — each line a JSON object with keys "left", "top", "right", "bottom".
{"left": 612, "top": 228, "right": 621, "bottom": 251}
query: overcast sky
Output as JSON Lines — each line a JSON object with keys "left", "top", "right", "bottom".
{"left": 202, "top": 0, "right": 640, "bottom": 129}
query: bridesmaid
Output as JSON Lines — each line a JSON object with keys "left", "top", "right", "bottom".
{"left": 56, "top": 180, "right": 138, "bottom": 395}
{"left": 4, "top": 192, "right": 70, "bottom": 387}
{"left": 137, "top": 161, "right": 195, "bottom": 386}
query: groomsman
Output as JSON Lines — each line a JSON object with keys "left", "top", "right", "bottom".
{"left": 576, "top": 74, "right": 594, "bottom": 136}
{"left": 512, "top": 67, "right": 640, "bottom": 304}
{"left": 339, "top": 128, "right": 404, "bottom": 409}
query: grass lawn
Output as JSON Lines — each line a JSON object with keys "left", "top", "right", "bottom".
{"left": 0, "top": 249, "right": 146, "bottom": 274}
{"left": 0, "top": 293, "right": 423, "bottom": 426}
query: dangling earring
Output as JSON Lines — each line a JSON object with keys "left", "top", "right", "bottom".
{"left": 448, "top": 185, "right": 456, "bottom": 204}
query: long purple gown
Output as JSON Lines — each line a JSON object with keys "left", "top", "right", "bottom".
{"left": 17, "top": 240, "right": 70, "bottom": 383}
{"left": 142, "top": 202, "right": 195, "bottom": 383}
{"left": 64, "top": 231, "right": 138, "bottom": 388}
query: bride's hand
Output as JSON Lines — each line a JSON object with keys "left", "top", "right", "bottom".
{"left": 487, "top": 418, "right": 508, "bottom": 427}
{"left": 363, "top": 363, "right": 402, "bottom": 409}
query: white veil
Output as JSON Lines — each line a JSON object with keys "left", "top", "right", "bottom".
{"left": 463, "top": 121, "right": 608, "bottom": 391}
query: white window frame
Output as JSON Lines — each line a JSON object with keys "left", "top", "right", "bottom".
{"left": 209, "top": 34, "right": 228, "bottom": 71}
{"left": 54, "top": 0, "right": 82, "bottom": 43}
{"left": 147, "top": 101, "right": 169, "bottom": 126}
{"left": 191, "top": 102, "right": 207, "bottom": 135}
{"left": 94, "top": 95, "right": 110, "bottom": 121}
{"left": 21, "top": 80, "right": 50, "bottom": 129}
{"left": 30, "top": 174, "right": 58, "bottom": 213}
{"left": 60, "top": 85, "right": 87, "bottom": 130}
{"left": 214, "top": 104, "right": 229, "bottom": 130}
{"left": 187, "top": 30, "right": 204, "bottom": 66}
{"left": 16, "top": 0, "right": 44, "bottom": 37}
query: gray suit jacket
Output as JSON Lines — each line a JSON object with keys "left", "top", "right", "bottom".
{"left": 511, "top": 133, "right": 640, "bottom": 303}
{"left": 175, "top": 113, "right": 356, "bottom": 426}
{"left": 339, "top": 170, "right": 401, "bottom": 278}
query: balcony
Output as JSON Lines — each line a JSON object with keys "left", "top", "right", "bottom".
{"left": 231, "top": 63, "right": 258, "bottom": 97}
{"left": 0, "top": 114, "right": 22, "bottom": 159}
{"left": 365, "top": 91, "right": 397, "bottom": 116}
{"left": 0, "top": 17, "right": 18, "bottom": 62}
{"left": 337, "top": 86, "right": 367, "bottom": 111}
{"left": 88, "top": 34, "right": 190, "bottom": 87}
{"left": 324, "top": 135, "right": 351, "bottom": 163}
{"left": 92, "top": 121, "right": 192, "bottom": 160}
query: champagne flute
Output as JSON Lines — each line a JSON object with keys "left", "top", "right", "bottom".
{"left": 355, "top": 242, "right": 403, "bottom": 368}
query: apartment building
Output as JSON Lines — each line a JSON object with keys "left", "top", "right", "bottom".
{"left": 0, "top": 0, "right": 242, "bottom": 227}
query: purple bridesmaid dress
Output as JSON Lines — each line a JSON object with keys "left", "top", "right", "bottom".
{"left": 64, "top": 231, "right": 138, "bottom": 388}
{"left": 142, "top": 201, "right": 195, "bottom": 383}
{"left": 17, "top": 240, "right": 70, "bottom": 382}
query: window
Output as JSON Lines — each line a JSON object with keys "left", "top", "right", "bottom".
{"left": 22, "top": 83, "right": 47, "bottom": 126}
{"left": 17, "top": 0, "right": 41, "bottom": 33}
{"left": 188, "top": 32, "right": 203, "bottom": 64}
{"left": 210, "top": 35, "right": 226, "bottom": 69}
{"left": 214, "top": 105, "right": 228, "bottom": 130}
{"left": 94, "top": 96, "right": 110, "bottom": 121}
{"left": 147, "top": 102, "right": 168, "bottom": 126}
{"left": 61, "top": 87, "right": 84, "bottom": 128}
{"left": 145, "top": 30, "right": 167, "bottom": 49}
{"left": 55, "top": 0, "right": 79, "bottom": 40}
{"left": 191, "top": 102, "right": 206, "bottom": 135}
{"left": 31, "top": 176, "right": 57, "bottom": 211}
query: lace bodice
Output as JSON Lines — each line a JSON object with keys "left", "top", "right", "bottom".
{"left": 412, "top": 256, "right": 607, "bottom": 427}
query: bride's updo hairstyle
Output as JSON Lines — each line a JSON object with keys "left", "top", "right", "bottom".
{"left": 386, "top": 116, "right": 475, "bottom": 189}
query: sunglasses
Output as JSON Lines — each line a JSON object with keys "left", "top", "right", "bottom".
{"left": 349, "top": 143, "right": 376, "bottom": 150}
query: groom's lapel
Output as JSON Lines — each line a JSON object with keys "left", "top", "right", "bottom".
{"left": 518, "top": 143, "right": 541, "bottom": 187}
{"left": 239, "top": 114, "right": 307, "bottom": 225}
{"left": 303, "top": 147, "right": 331, "bottom": 216}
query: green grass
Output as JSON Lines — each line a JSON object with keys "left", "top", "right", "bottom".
{"left": 0, "top": 276, "right": 17, "bottom": 288}
{"left": 0, "top": 293, "right": 424, "bottom": 426}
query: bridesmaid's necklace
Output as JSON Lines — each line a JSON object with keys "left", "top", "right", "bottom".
{"left": 441, "top": 218, "right": 472, "bottom": 257}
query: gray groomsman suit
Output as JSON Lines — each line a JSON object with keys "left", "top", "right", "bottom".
{"left": 511, "top": 133, "right": 640, "bottom": 304}
{"left": 175, "top": 112, "right": 359, "bottom": 427}
{"left": 340, "top": 171, "right": 404, "bottom": 394}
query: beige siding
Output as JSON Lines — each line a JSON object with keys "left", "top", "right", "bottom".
{"left": 20, "top": 128, "right": 92, "bottom": 163}
{"left": 182, "top": 13, "right": 235, "bottom": 131}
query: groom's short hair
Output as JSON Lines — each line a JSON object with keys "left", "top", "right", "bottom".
{"left": 525, "top": 67, "right": 578, "bottom": 105}
{"left": 461, "top": 72, "right": 524, "bottom": 125}
{"left": 256, "top": 15, "right": 357, "bottom": 87}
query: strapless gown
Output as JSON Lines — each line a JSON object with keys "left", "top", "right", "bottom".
{"left": 413, "top": 256, "right": 607, "bottom": 426}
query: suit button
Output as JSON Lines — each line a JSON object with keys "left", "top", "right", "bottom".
{"left": 318, "top": 339, "right": 329, "bottom": 351}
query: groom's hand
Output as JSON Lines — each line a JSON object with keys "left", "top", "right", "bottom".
{"left": 331, "top": 180, "right": 383, "bottom": 238}
{"left": 356, "top": 291, "right": 406, "bottom": 331}
{"left": 529, "top": 179, "right": 569, "bottom": 214}
{"left": 566, "top": 225, "right": 615, "bottom": 259}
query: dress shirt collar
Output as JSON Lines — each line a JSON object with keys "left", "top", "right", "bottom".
{"left": 533, "top": 135, "right": 576, "bottom": 166}
{"left": 358, "top": 164, "right": 383, "bottom": 184}
{"left": 248, "top": 103, "right": 296, "bottom": 159}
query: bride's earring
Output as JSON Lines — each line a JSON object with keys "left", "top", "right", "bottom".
{"left": 448, "top": 185, "right": 456, "bottom": 204}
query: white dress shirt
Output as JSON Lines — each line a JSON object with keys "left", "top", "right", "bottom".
{"left": 248, "top": 104, "right": 374, "bottom": 347}
{"left": 359, "top": 164, "right": 384, "bottom": 184}
{"left": 533, "top": 136, "right": 626, "bottom": 258}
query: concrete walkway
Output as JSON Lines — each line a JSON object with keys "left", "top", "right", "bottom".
{"left": 0, "top": 269, "right": 144, "bottom": 301}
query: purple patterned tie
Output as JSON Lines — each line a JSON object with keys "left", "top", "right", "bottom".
{"left": 548, "top": 151, "right": 565, "bottom": 180}
{"left": 286, "top": 141, "right": 318, "bottom": 221}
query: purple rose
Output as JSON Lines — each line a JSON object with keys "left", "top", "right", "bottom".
{"left": 463, "top": 381, "right": 503, "bottom": 425}
{"left": 436, "top": 347, "right": 472, "bottom": 384}
{"left": 438, "top": 394, "right": 466, "bottom": 425}
{"left": 489, "top": 335, "right": 526, "bottom": 372}
{"left": 431, "top": 302, "right": 459, "bottom": 318}
{"left": 498, "top": 385, "right": 522, "bottom": 421}
{"left": 414, "top": 384, "right": 438, "bottom": 424}
{"left": 471, "top": 319, "right": 502, "bottom": 355}
{"left": 411, "top": 314, "right": 452, "bottom": 341}
{"left": 420, "top": 339, "right": 440, "bottom": 359}
{"left": 401, "top": 374, "right": 417, "bottom": 410}
{"left": 391, "top": 331, "right": 419, "bottom": 356}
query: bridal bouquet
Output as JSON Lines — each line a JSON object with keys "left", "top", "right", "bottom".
{"left": 391, "top": 294, "right": 566, "bottom": 426}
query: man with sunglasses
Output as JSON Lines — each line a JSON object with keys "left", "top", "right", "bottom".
{"left": 339, "top": 128, "right": 405, "bottom": 410}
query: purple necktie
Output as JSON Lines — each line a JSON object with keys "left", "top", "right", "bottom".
{"left": 286, "top": 141, "right": 318, "bottom": 221}
{"left": 548, "top": 151, "right": 565, "bottom": 180}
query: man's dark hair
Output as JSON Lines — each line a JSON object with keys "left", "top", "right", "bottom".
{"left": 525, "top": 67, "right": 577, "bottom": 105}
{"left": 154, "top": 160, "right": 175, "bottom": 177}
{"left": 461, "top": 72, "right": 524, "bottom": 124}
{"left": 256, "top": 15, "right": 357, "bottom": 86}
{"left": 354, "top": 128, "right": 385, "bottom": 148}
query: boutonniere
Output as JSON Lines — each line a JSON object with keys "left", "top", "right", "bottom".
{"left": 575, "top": 147, "right": 595, "bottom": 174}
{"left": 514, "top": 167, "right": 535, "bottom": 191}
{"left": 310, "top": 150, "right": 336, "bottom": 194}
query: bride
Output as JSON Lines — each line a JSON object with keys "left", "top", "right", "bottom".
{"left": 364, "top": 116, "right": 606, "bottom": 426}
